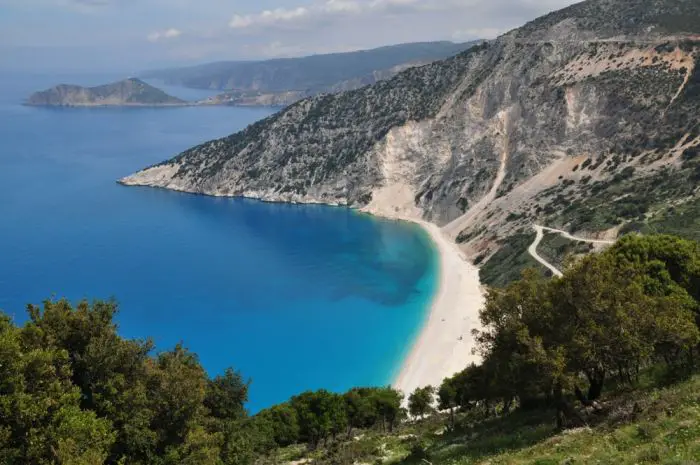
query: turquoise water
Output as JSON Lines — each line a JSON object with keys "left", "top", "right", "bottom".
{"left": 0, "top": 73, "right": 438, "bottom": 411}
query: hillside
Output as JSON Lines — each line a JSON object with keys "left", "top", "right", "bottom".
{"left": 143, "top": 41, "right": 476, "bottom": 93}
{"left": 197, "top": 89, "right": 310, "bottom": 108}
{"left": 3, "top": 234, "right": 698, "bottom": 465}
{"left": 270, "top": 373, "right": 700, "bottom": 465}
{"left": 122, "top": 0, "right": 700, "bottom": 282}
{"left": 194, "top": 61, "right": 432, "bottom": 108}
{"left": 27, "top": 78, "right": 186, "bottom": 107}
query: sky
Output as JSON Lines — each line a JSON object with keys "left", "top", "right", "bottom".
{"left": 0, "top": 0, "right": 581, "bottom": 73}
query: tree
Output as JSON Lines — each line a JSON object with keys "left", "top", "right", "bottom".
{"left": 344, "top": 388, "right": 379, "bottom": 437}
{"left": 437, "top": 378, "right": 458, "bottom": 430}
{"left": 205, "top": 368, "right": 250, "bottom": 422}
{"left": 476, "top": 270, "right": 565, "bottom": 410}
{"left": 290, "top": 390, "right": 347, "bottom": 448}
{"left": 254, "top": 403, "right": 300, "bottom": 448}
{"left": 0, "top": 310, "right": 116, "bottom": 464}
{"left": 147, "top": 344, "right": 209, "bottom": 458}
{"left": 372, "top": 388, "right": 404, "bottom": 433}
{"left": 3, "top": 237, "right": 695, "bottom": 465}
{"left": 172, "top": 426, "right": 222, "bottom": 465}
{"left": 474, "top": 236, "right": 700, "bottom": 427}
{"left": 219, "top": 419, "right": 259, "bottom": 465}
{"left": 610, "top": 234, "right": 700, "bottom": 302}
{"left": 22, "top": 299, "right": 157, "bottom": 464}
{"left": 408, "top": 386, "right": 435, "bottom": 419}
{"left": 51, "top": 404, "right": 116, "bottom": 465}
{"left": 554, "top": 252, "right": 698, "bottom": 397}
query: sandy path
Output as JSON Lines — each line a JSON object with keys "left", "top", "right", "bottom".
{"left": 393, "top": 220, "right": 485, "bottom": 395}
{"left": 528, "top": 225, "right": 616, "bottom": 277}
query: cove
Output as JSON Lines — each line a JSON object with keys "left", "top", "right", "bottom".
{"left": 0, "top": 73, "right": 438, "bottom": 411}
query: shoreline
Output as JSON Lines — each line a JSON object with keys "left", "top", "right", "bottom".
{"left": 391, "top": 218, "right": 485, "bottom": 395}
{"left": 118, "top": 180, "right": 487, "bottom": 395}
{"left": 356, "top": 206, "right": 486, "bottom": 396}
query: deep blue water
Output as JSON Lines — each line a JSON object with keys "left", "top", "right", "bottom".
{"left": 0, "top": 73, "right": 438, "bottom": 411}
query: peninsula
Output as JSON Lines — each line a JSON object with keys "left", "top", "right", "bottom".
{"left": 121, "top": 0, "right": 700, "bottom": 395}
{"left": 143, "top": 41, "right": 479, "bottom": 107}
{"left": 26, "top": 78, "right": 187, "bottom": 107}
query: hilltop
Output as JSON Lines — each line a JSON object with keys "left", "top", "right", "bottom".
{"left": 122, "top": 0, "right": 700, "bottom": 285}
{"left": 27, "top": 78, "right": 187, "bottom": 107}
{"left": 143, "top": 41, "right": 476, "bottom": 91}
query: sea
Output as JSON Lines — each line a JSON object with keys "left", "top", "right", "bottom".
{"left": 0, "top": 72, "right": 438, "bottom": 412}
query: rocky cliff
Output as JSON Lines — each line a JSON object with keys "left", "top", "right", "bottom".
{"left": 27, "top": 78, "right": 186, "bottom": 107}
{"left": 122, "top": 0, "right": 700, "bottom": 278}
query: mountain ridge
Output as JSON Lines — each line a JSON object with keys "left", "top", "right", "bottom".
{"left": 122, "top": 0, "right": 700, "bottom": 278}
{"left": 142, "top": 41, "right": 478, "bottom": 93}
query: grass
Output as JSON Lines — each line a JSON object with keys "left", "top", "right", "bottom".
{"left": 474, "top": 378, "right": 700, "bottom": 465}
{"left": 269, "top": 373, "right": 700, "bottom": 464}
{"left": 537, "top": 232, "right": 595, "bottom": 271}
{"left": 400, "top": 374, "right": 700, "bottom": 465}
{"left": 623, "top": 197, "right": 700, "bottom": 243}
{"left": 479, "top": 233, "right": 549, "bottom": 288}
{"left": 531, "top": 157, "right": 699, "bottom": 253}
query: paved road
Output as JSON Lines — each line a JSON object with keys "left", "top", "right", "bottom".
{"left": 528, "top": 225, "right": 616, "bottom": 277}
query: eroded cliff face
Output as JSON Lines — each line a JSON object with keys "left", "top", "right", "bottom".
{"left": 122, "top": 0, "right": 700, "bottom": 265}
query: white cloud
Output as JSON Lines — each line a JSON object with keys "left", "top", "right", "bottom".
{"left": 229, "top": 7, "right": 310, "bottom": 30}
{"left": 370, "top": 0, "right": 420, "bottom": 11}
{"left": 164, "top": 28, "right": 182, "bottom": 38}
{"left": 2, "top": 0, "right": 584, "bottom": 70}
{"left": 147, "top": 28, "right": 182, "bottom": 42}
{"left": 323, "top": 0, "right": 362, "bottom": 13}
{"left": 225, "top": 0, "right": 573, "bottom": 33}
{"left": 227, "top": 0, "right": 417, "bottom": 31}
{"left": 229, "top": 15, "right": 254, "bottom": 29}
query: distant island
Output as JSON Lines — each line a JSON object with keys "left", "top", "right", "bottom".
{"left": 26, "top": 42, "right": 481, "bottom": 110}
{"left": 26, "top": 78, "right": 187, "bottom": 107}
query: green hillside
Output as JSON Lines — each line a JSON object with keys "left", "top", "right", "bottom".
{"left": 2, "top": 234, "right": 699, "bottom": 465}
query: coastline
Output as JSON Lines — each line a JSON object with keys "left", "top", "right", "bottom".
{"left": 118, "top": 178, "right": 487, "bottom": 395}
{"left": 356, "top": 200, "right": 486, "bottom": 396}
{"left": 391, "top": 218, "right": 485, "bottom": 395}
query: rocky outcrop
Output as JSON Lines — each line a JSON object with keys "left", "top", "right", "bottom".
{"left": 122, "top": 0, "right": 700, "bottom": 268}
{"left": 27, "top": 78, "right": 186, "bottom": 107}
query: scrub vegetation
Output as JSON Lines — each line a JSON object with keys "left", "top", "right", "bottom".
{"left": 2, "top": 234, "right": 699, "bottom": 464}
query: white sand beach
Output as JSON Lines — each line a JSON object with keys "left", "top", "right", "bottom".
{"left": 392, "top": 219, "right": 486, "bottom": 396}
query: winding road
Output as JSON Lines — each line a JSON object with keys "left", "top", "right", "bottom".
{"left": 528, "top": 225, "right": 616, "bottom": 277}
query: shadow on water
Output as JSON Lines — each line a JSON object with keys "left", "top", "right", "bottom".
{"left": 122, "top": 185, "right": 436, "bottom": 308}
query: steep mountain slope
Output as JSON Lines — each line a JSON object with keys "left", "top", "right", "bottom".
{"left": 194, "top": 61, "right": 439, "bottom": 108}
{"left": 27, "top": 78, "right": 186, "bottom": 107}
{"left": 143, "top": 41, "right": 475, "bottom": 93}
{"left": 122, "top": 0, "right": 700, "bottom": 276}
